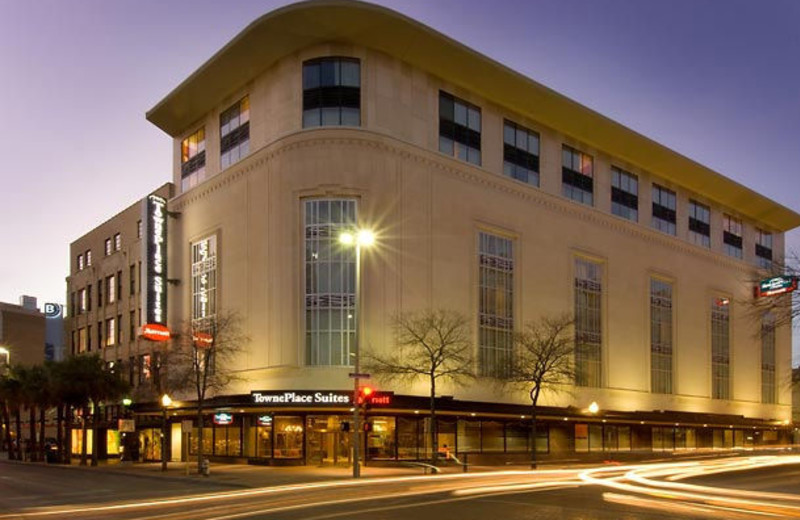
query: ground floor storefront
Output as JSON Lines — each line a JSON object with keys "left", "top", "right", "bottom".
{"left": 121, "top": 390, "right": 792, "bottom": 466}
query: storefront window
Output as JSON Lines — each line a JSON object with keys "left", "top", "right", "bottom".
{"left": 306, "top": 415, "right": 349, "bottom": 464}
{"left": 588, "top": 424, "right": 603, "bottom": 452}
{"left": 457, "top": 420, "right": 481, "bottom": 452}
{"left": 505, "top": 422, "right": 529, "bottom": 452}
{"left": 274, "top": 416, "right": 304, "bottom": 458}
{"left": 214, "top": 423, "right": 242, "bottom": 457}
{"left": 367, "top": 416, "right": 395, "bottom": 459}
{"left": 575, "top": 424, "right": 588, "bottom": 452}
{"left": 482, "top": 421, "right": 504, "bottom": 452}
{"left": 189, "top": 417, "right": 213, "bottom": 456}
{"left": 397, "top": 416, "right": 422, "bottom": 460}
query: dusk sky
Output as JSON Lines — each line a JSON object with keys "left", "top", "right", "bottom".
{"left": 1, "top": 1, "right": 798, "bottom": 357}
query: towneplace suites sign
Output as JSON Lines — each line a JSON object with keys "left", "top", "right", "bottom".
{"left": 250, "top": 390, "right": 392, "bottom": 407}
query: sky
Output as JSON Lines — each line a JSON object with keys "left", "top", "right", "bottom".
{"left": 1, "top": 0, "right": 798, "bottom": 356}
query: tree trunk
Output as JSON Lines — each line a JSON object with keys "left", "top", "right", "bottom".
{"left": 2, "top": 403, "right": 13, "bottom": 460}
{"left": 196, "top": 402, "right": 204, "bottom": 474}
{"left": 14, "top": 407, "right": 22, "bottom": 461}
{"left": 430, "top": 376, "right": 437, "bottom": 465}
{"left": 28, "top": 406, "right": 36, "bottom": 461}
{"left": 91, "top": 402, "right": 99, "bottom": 466}
{"left": 530, "top": 390, "right": 540, "bottom": 470}
{"left": 39, "top": 407, "right": 46, "bottom": 463}
{"left": 80, "top": 405, "right": 88, "bottom": 466}
{"left": 56, "top": 404, "right": 64, "bottom": 464}
{"left": 64, "top": 406, "right": 73, "bottom": 464}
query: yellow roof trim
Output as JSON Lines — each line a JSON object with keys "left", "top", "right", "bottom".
{"left": 146, "top": 0, "right": 800, "bottom": 231}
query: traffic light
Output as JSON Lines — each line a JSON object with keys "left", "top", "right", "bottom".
{"left": 357, "top": 386, "right": 374, "bottom": 406}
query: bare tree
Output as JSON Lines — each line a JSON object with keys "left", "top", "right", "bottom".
{"left": 364, "top": 309, "right": 474, "bottom": 464}
{"left": 167, "top": 311, "right": 247, "bottom": 474}
{"left": 506, "top": 314, "right": 574, "bottom": 469}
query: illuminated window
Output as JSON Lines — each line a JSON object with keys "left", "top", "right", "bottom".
{"left": 114, "top": 233, "right": 121, "bottom": 251}
{"left": 304, "top": 199, "right": 357, "bottom": 366}
{"left": 651, "top": 184, "right": 676, "bottom": 235}
{"left": 439, "top": 92, "right": 481, "bottom": 165}
{"left": 85, "top": 250, "right": 92, "bottom": 267}
{"left": 575, "top": 258, "right": 602, "bottom": 387}
{"left": 302, "top": 57, "right": 360, "bottom": 127}
{"left": 181, "top": 127, "right": 206, "bottom": 192}
{"left": 503, "top": 121, "right": 539, "bottom": 186}
{"left": 562, "top": 146, "right": 593, "bottom": 205}
{"left": 220, "top": 96, "right": 250, "bottom": 169}
{"left": 79, "top": 288, "right": 87, "bottom": 313}
{"left": 191, "top": 236, "right": 217, "bottom": 327}
{"left": 761, "top": 313, "right": 776, "bottom": 404}
{"left": 105, "top": 238, "right": 112, "bottom": 256}
{"left": 723, "top": 215, "right": 742, "bottom": 259}
{"left": 107, "top": 274, "right": 116, "bottom": 304}
{"left": 711, "top": 297, "right": 730, "bottom": 400}
{"left": 78, "top": 328, "right": 87, "bottom": 353}
{"left": 756, "top": 229, "right": 773, "bottom": 268}
{"left": 478, "top": 232, "right": 514, "bottom": 378}
{"left": 137, "top": 220, "right": 142, "bottom": 239}
{"left": 650, "top": 279, "right": 673, "bottom": 394}
{"left": 688, "top": 200, "right": 710, "bottom": 247}
{"left": 106, "top": 318, "right": 116, "bottom": 347}
{"left": 77, "top": 254, "right": 84, "bottom": 271}
{"left": 611, "top": 167, "right": 638, "bottom": 221}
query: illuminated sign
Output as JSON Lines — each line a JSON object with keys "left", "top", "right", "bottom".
{"left": 193, "top": 331, "right": 214, "bottom": 348}
{"left": 142, "top": 194, "right": 167, "bottom": 325}
{"left": 250, "top": 390, "right": 393, "bottom": 407}
{"left": 43, "top": 303, "right": 62, "bottom": 319}
{"left": 257, "top": 415, "right": 273, "bottom": 426}
{"left": 756, "top": 276, "right": 798, "bottom": 298}
{"left": 141, "top": 323, "right": 171, "bottom": 342}
{"left": 214, "top": 412, "right": 233, "bottom": 425}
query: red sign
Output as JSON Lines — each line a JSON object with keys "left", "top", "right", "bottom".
{"left": 141, "top": 323, "right": 171, "bottom": 342}
{"left": 193, "top": 332, "right": 214, "bottom": 348}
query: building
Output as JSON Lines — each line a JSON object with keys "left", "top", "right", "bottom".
{"left": 70, "top": 1, "right": 800, "bottom": 464}
{"left": 0, "top": 297, "right": 46, "bottom": 368}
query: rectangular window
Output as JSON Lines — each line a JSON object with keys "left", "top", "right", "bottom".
{"left": 439, "top": 91, "right": 481, "bottom": 165}
{"left": 650, "top": 279, "right": 673, "bottom": 394}
{"left": 87, "top": 325, "right": 92, "bottom": 351}
{"left": 723, "top": 215, "right": 743, "bottom": 258}
{"left": 130, "top": 264, "right": 136, "bottom": 296}
{"left": 87, "top": 284, "right": 92, "bottom": 311}
{"left": 114, "top": 233, "right": 121, "bottom": 251}
{"left": 503, "top": 121, "right": 539, "bottom": 186}
{"left": 756, "top": 229, "right": 773, "bottom": 268}
{"left": 130, "top": 310, "right": 136, "bottom": 340}
{"left": 761, "top": 313, "right": 776, "bottom": 404}
{"left": 651, "top": 184, "right": 676, "bottom": 235}
{"left": 117, "top": 270, "right": 122, "bottom": 302}
{"left": 688, "top": 200, "right": 711, "bottom": 247}
{"left": 107, "top": 274, "right": 116, "bottom": 304}
{"left": 97, "top": 321, "right": 103, "bottom": 350}
{"left": 478, "top": 232, "right": 514, "bottom": 378}
{"left": 78, "top": 328, "right": 87, "bottom": 353}
{"left": 611, "top": 167, "right": 638, "bottom": 221}
{"left": 192, "top": 236, "right": 218, "bottom": 327}
{"left": 117, "top": 314, "right": 122, "bottom": 345}
{"left": 97, "top": 280, "right": 102, "bottom": 307}
{"left": 106, "top": 318, "right": 116, "bottom": 347}
{"left": 77, "top": 254, "right": 84, "bottom": 271}
{"left": 105, "top": 238, "right": 112, "bottom": 256}
{"left": 137, "top": 220, "right": 142, "bottom": 239}
{"left": 302, "top": 57, "right": 360, "bottom": 127}
{"left": 575, "top": 258, "right": 602, "bottom": 387}
{"left": 181, "top": 127, "right": 207, "bottom": 192}
{"left": 711, "top": 297, "right": 731, "bottom": 400}
{"left": 220, "top": 96, "right": 250, "bottom": 169}
{"left": 79, "top": 288, "right": 87, "bottom": 313}
{"left": 304, "top": 199, "right": 358, "bottom": 366}
{"left": 562, "top": 146, "right": 593, "bottom": 205}
{"left": 85, "top": 250, "right": 92, "bottom": 266}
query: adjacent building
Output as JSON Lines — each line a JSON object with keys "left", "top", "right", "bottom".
{"left": 68, "top": 1, "right": 800, "bottom": 464}
{"left": 0, "top": 297, "right": 47, "bottom": 368}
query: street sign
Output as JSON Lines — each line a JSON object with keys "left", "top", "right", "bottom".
{"left": 756, "top": 276, "right": 798, "bottom": 298}
{"left": 118, "top": 419, "right": 135, "bottom": 432}
{"left": 181, "top": 420, "right": 193, "bottom": 434}
{"left": 348, "top": 373, "right": 371, "bottom": 379}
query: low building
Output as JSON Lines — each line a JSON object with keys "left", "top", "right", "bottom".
{"left": 0, "top": 297, "right": 46, "bottom": 368}
{"left": 69, "top": 1, "right": 799, "bottom": 465}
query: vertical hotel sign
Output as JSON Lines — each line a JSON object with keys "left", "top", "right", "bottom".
{"left": 143, "top": 194, "right": 167, "bottom": 325}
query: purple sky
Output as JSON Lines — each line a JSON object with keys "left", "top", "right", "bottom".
{"left": 1, "top": 0, "right": 798, "bottom": 357}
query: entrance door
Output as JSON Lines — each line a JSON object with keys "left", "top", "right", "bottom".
{"left": 306, "top": 416, "right": 350, "bottom": 465}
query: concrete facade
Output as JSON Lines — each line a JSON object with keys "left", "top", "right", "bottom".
{"left": 0, "top": 300, "right": 45, "bottom": 368}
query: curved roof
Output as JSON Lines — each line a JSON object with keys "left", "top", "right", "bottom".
{"left": 146, "top": 0, "right": 800, "bottom": 231}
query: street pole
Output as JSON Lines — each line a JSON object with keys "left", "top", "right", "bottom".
{"left": 161, "top": 406, "right": 167, "bottom": 471}
{"left": 352, "top": 243, "right": 361, "bottom": 479}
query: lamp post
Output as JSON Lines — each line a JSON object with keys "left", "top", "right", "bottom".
{"left": 160, "top": 394, "right": 172, "bottom": 471}
{"left": 339, "top": 229, "right": 375, "bottom": 479}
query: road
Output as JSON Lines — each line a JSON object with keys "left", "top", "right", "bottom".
{"left": 3, "top": 456, "right": 800, "bottom": 519}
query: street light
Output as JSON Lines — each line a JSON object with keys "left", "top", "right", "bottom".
{"left": 339, "top": 228, "right": 375, "bottom": 478}
{"left": 161, "top": 394, "right": 172, "bottom": 471}
{"left": 587, "top": 401, "right": 600, "bottom": 414}
{"left": 0, "top": 346, "right": 9, "bottom": 367}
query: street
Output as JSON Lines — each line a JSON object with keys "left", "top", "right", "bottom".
{"left": 2, "top": 456, "right": 800, "bottom": 519}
